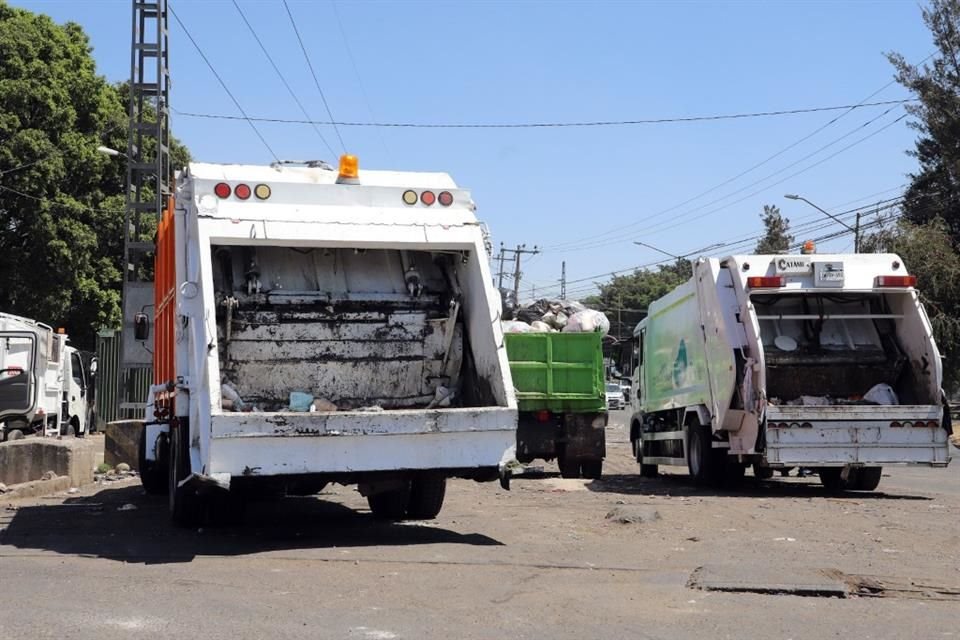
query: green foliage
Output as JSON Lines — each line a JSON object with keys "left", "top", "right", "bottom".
{"left": 754, "top": 204, "right": 793, "bottom": 254}
{"left": 887, "top": 0, "right": 960, "bottom": 242}
{"left": 0, "top": 3, "right": 189, "bottom": 350}
{"left": 862, "top": 217, "right": 960, "bottom": 392}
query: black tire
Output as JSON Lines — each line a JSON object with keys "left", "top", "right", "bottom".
{"left": 367, "top": 484, "right": 411, "bottom": 520}
{"left": 406, "top": 474, "right": 447, "bottom": 519}
{"left": 139, "top": 426, "right": 169, "bottom": 496}
{"left": 7, "top": 428, "right": 24, "bottom": 441}
{"left": 580, "top": 459, "right": 603, "bottom": 480}
{"left": 60, "top": 422, "right": 75, "bottom": 437}
{"left": 208, "top": 491, "right": 246, "bottom": 527}
{"left": 854, "top": 467, "right": 882, "bottom": 491}
{"left": 71, "top": 416, "right": 83, "bottom": 438}
{"left": 557, "top": 451, "right": 581, "bottom": 479}
{"left": 819, "top": 468, "right": 852, "bottom": 492}
{"left": 753, "top": 463, "right": 774, "bottom": 480}
{"left": 168, "top": 422, "right": 201, "bottom": 527}
{"left": 687, "top": 424, "right": 721, "bottom": 486}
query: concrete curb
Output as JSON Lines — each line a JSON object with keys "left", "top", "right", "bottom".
{"left": 0, "top": 475, "right": 72, "bottom": 501}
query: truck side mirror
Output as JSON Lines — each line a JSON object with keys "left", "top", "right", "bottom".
{"left": 89, "top": 358, "right": 98, "bottom": 375}
{"left": 133, "top": 313, "right": 150, "bottom": 341}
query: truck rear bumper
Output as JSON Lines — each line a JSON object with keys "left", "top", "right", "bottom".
{"left": 764, "top": 405, "right": 950, "bottom": 466}
{"left": 207, "top": 407, "right": 517, "bottom": 477}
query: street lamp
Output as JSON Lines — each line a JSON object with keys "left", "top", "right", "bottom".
{"left": 96, "top": 145, "right": 125, "bottom": 158}
{"left": 784, "top": 194, "right": 860, "bottom": 252}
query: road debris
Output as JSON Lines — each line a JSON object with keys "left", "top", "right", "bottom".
{"left": 605, "top": 505, "right": 661, "bottom": 524}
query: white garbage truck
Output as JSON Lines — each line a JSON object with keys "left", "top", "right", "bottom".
{"left": 628, "top": 252, "right": 953, "bottom": 491}
{"left": 137, "top": 155, "right": 517, "bottom": 525}
{"left": 0, "top": 313, "right": 92, "bottom": 440}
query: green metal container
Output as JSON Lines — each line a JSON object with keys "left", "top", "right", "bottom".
{"left": 504, "top": 332, "right": 606, "bottom": 414}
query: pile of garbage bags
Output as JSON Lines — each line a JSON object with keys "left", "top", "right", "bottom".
{"left": 501, "top": 294, "right": 610, "bottom": 336}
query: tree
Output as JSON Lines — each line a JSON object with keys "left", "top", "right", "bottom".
{"left": 862, "top": 217, "right": 960, "bottom": 393}
{"left": 0, "top": 3, "right": 189, "bottom": 349}
{"left": 754, "top": 204, "right": 793, "bottom": 254}
{"left": 888, "top": 0, "right": 960, "bottom": 242}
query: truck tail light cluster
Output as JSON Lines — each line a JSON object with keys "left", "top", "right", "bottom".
{"left": 214, "top": 183, "right": 271, "bottom": 201}
{"left": 876, "top": 275, "right": 917, "bottom": 288}
{"left": 402, "top": 190, "right": 454, "bottom": 207}
{"left": 747, "top": 276, "right": 786, "bottom": 288}
{"left": 768, "top": 422, "right": 812, "bottom": 429}
{"left": 890, "top": 421, "right": 938, "bottom": 428}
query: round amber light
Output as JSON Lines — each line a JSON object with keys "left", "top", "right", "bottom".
{"left": 402, "top": 190, "right": 418, "bottom": 205}
{"left": 254, "top": 184, "right": 271, "bottom": 200}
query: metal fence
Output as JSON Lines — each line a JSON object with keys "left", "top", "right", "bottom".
{"left": 95, "top": 329, "right": 151, "bottom": 425}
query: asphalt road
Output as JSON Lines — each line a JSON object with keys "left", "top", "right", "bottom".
{"left": 1, "top": 411, "right": 958, "bottom": 640}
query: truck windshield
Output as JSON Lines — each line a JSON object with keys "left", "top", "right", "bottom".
{"left": 606, "top": 383, "right": 621, "bottom": 393}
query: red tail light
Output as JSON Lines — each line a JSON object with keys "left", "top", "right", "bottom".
{"left": 438, "top": 191, "right": 453, "bottom": 206}
{"left": 747, "top": 276, "right": 786, "bottom": 288}
{"left": 535, "top": 410, "right": 551, "bottom": 423}
{"left": 876, "top": 275, "right": 917, "bottom": 287}
{"left": 890, "top": 421, "right": 902, "bottom": 428}
{"left": 235, "top": 183, "right": 251, "bottom": 200}
{"left": 927, "top": 421, "right": 939, "bottom": 428}
{"left": 421, "top": 191, "right": 436, "bottom": 206}
{"left": 214, "top": 182, "right": 231, "bottom": 198}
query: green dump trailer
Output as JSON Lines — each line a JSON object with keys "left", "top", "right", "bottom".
{"left": 504, "top": 332, "right": 607, "bottom": 479}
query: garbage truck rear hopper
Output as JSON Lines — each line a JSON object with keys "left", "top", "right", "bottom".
{"left": 628, "top": 253, "right": 952, "bottom": 491}
{"left": 138, "top": 156, "right": 517, "bottom": 525}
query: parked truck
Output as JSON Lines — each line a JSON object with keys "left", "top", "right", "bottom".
{"left": 505, "top": 332, "right": 606, "bottom": 479}
{"left": 628, "top": 252, "right": 953, "bottom": 491}
{"left": 0, "top": 313, "right": 92, "bottom": 440}
{"left": 137, "top": 155, "right": 517, "bottom": 525}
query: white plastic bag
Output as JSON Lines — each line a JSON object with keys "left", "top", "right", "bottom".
{"left": 503, "top": 320, "right": 533, "bottom": 333}
{"left": 563, "top": 309, "right": 611, "bottom": 335}
{"left": 864, "top": 383, "right": 899, "bottom": 405}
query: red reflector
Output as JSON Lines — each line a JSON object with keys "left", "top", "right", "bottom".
{"left": 747, "top": 276, "right": 786, "bottom": 288}
{"left": 214, "top": 182, "right": 231, "bottom": 199}
{"left": 890, "top": 421, "right": 902, "bottom": 428}
{"left": 876, "top": 275, "right": 917, "bottom": 287}
{"left": 235, "top": 183, "right": 251, "bottom": 200}
{"left": 928, "top": 421, "right": 940, "bottom": 428}
{"left": 421, "top": 190, "right": 436, "bottom": 206}
{"left": 535, "top": 410, "right": 551, "bottom": 423}
{"left": 438, "top": 191, "right": 453, "bottom": 206}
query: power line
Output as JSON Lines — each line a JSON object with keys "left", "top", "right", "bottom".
{"left": 231, "top": 0, "right": 337, "bottom": 161}
{"left": 172, "top": 98, "right": 914, "bottom": 129}
{"left": 552, "top": 110, "right": 909, "bottom": 256}
{"left": 282, "top": 0, "right": 347, "bottom": 154}
{"left": 538, "top": 197, "right": 910, "bottom": 297}
{"left": 547, "top": 105, "right": 907, "bottom": 254}
{"left": 543, "top": 53, "right": 932, "bottom": 253}
{"left": 169, "top": 3, "right": 280, "bottom": 163}
{"left": 330, "top": 0, "right": 393, "bottom": 164}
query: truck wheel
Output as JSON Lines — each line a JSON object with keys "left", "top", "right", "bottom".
{"left": 139, "top": 427, "right": 169, "bottom": 496}
{"left": 580, "top": 459, "right": 603, "bottom": 480}
{"left": 70, "top": 416, "right": 83, "bottom": 438}
{"left": 557, "top": 451, "right": 581, "bottom": 479}
{"left": 168, "top": 423, "right": 201, "bottom": 527}
{"left": 819, "top": 468, "right": 852, "bottom": 492}
{"left": 7, "top": 429, "right": 24, "bottom": 441}
{"left": 854, "top": 467, "right": 882, "bottom": 491}
{"left": 406, "top": 474, "right": 447, "bottom": 519}
{"left": 753, "top": 463, "right": 774, "bottom": 480}
{"left": 687, "top": 425, "right": 721, "bottom": 486}
{"left": 367, "top": 484, "right": 411, "bottom": 520}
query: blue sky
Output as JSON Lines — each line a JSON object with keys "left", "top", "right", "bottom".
{"left": 16, "top": 0, "right": 932, "bottom": 299}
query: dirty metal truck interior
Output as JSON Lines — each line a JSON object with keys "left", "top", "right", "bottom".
{"left": 212, "top": 245, "right": 496, "bottom": 412}
{"left": 753, "top": 291, "right": 940, "bottom": 405}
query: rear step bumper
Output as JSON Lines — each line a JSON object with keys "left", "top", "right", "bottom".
{"left": 764, "top": 405, "right": 950, "bottom": 466}
{"left": 207, "top": 407, "right": 517, "bottom": 477}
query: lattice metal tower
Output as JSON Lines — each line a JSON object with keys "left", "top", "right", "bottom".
{"left": 119, "top": 0, "right": 171, "bottom": 417}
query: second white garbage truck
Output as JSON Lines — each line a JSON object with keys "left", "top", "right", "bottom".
{"left": 137, "top": 155, "right": 517, "bottom": 525}
{"left": 628, "top": 251, "right": 952, "bottom": 491}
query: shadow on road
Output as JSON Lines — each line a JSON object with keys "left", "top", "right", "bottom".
{"left": 0, "top": 484, "right": 503, "bottom": 565}
{"left": 585, "top": 473, "right": 932, "bottom": 501}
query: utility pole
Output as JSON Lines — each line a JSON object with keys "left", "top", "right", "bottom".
{"left": 496, "top": 242, "right": 506, "bottom": 289}
{"left": 854, "top": 210, "right": 861, "bottom": 253}
{"left": 560, "top": 261, "right": 566, "bottom": 299}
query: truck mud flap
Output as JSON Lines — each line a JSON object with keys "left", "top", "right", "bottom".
{"left": 563, "top": 413, "right": 607, "bottom": 460}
